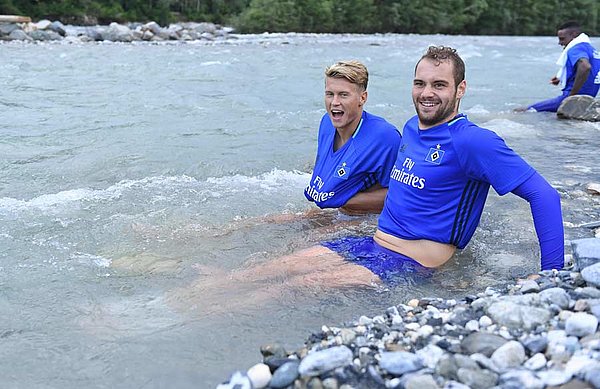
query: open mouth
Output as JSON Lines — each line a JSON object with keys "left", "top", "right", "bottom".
{"left": 331, "top": 109, "right": 344, "bottom": 118}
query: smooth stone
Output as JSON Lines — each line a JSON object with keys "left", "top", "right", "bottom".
{"left": 443, "top": 381, "right": 471, "bottom": 389}
{"left": 456, "top": 367, "right": 498, "bottom": 389}
{"left": 490, "top": 340, "right": 526, "bottom": 370}
{"left": 270, "top": 361, "right": 300, "bottom": 388}
{"left": 260, "top": 343, "right": 287, "bottom": 358}
{"left": 35, "top": 19, "right": 52, "bottom": 29}
{"left": 557, "top": 95, "right": 600, "bottom": 122}
{"left": 247, "top": 363, "right": 271, "bottom": 389}
{"left": 49, "top": 20, "right": 66, "bottom": 36}
{"left": 572, "top": 238, "right": 600, "bottom": 271}
{"left": 540, "top": 288, "right": 571, "bottom": 309}
{"left": 523, "top": 335, "right": 549, "bottom": 354}
{"left": 582, "top": 262, "right": 600, "bottom": 287}
{"left": 322, "top": 377, "right": 338, "bottom": 389}
{"left": 575, "top": 287, "right": 600, "bottom": 299}
{"left": 537, "top": 369, "right": 573, "bottom": 387}
{"left": 454, "top": 354, "right": 480, "bottom": 370}
{"left": 470, "top": 353, "right": 500, "bottom": 373}
{"left": 565, "top": 355, "right": 600, "bottom": 377}
{"left": 415, "top": 344, "right": 444, "bottom": 369}
{"left": 487, "top": 301, "right": 551, "bottom": 330}
{"left": 465, "top": 320, "right": 479, "bottom": 332}
{"left": 8, "top": 29, "right": 32, "bottom": 41}
{"left": 403, "top": 373, "right": 440, "bottom": 389}
{"left": 379, "top": 351, "right": 423, "bottom": 375}
{"left": 584, "top": 368, "right": 600, "bottom": 388}
{"left": 298, "top": 346, "right": 352, "bottom": 377}
{"left": 0, "top": 23, "right": 19, "bottom": 34}
{"left": 524, "top": 353, "right": 547, "bottom": 370}
{"left": 521, "top": 279, "right": 541, "bottom": 293}
{"left": 479, "top": 315, "right": 493, "bottom": 328}
{"left": 436, "top": 354, "right": 459, "bottom": 381}
{"left": 499, "top": 370, "right": 544, "bottom": 389}
{"left": 461, "top": 332, "right": 508, "bottom": 357}
{"left": 29, "top": 29, "right": 62, "bottom": 41}
{"left": 565, "top": 312, "right": 599, "bottom": 337}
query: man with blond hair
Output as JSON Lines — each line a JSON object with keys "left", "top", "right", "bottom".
{"left": 304, "top": 60, "right": 401, "bottom": 215}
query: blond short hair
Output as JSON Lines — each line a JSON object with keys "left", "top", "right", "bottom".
{"left": 325, "top": 60, "right": 368, "bottom": 91}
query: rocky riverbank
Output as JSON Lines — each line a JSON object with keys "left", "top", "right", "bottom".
{"left": 219, "top": 235, "right": 600, "bottom": 389}
{"left": 0, "top": 18, "right": 234, "bottom": 43}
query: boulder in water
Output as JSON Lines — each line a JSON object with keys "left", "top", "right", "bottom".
{"left": 557, "top": 95, "right": 600, "bottom": 121}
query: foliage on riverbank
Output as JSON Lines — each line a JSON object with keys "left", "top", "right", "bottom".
{"left": 1, "top": 0, "right": 599, "bottom": 35}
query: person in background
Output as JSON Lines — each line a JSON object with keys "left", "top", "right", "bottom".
{"left": 516, "top": 21, "right": 600, "bottom": 112}
{"left": 304, "top": 60, "right": 401, "bottom": 215}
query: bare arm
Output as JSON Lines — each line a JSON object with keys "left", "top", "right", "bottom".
{"left": 339, "top": 183, "right": 387, "bottom": 215}
{"left": 569, "top": 58, "right": 592, "bottom": 96}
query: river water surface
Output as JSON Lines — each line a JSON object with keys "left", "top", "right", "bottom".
{"left": 1, "top": 33, "right": 599, "bottom": 388}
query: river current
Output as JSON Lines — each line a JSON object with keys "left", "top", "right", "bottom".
{"left": 1, "top": 33, "right": 599, "bottom": 388}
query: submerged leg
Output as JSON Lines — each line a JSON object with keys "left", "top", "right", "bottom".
{"left": 166, "top": 245, "right": 381, "bottom": 314}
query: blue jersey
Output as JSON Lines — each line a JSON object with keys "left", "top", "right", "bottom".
{"left": 563, "top": 42, "right": 600, "bottom": 96}
{"left": 378, "top": 114, "right": 535, "bottom": 249}
{"left": 305, "top": 111, "right": 401, "bottom": 209}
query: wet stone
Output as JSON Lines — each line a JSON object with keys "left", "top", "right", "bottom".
{"left": 456, "top": 367, "right": 498, "bottom": 389}
{"left": 402, "top": 373, "right": 440, "bottom": 389}
{"left": 486, "top": 301, "right": 551, "bottom": 330}
{"left": 565, "top": 312, "right": 599, "bottom": 338}
{"left": 540, "top": 287, "right": 571, "bottom": 309}
{"left": 520, "top": 279, "right": 541, "bottom": 293}
{"left": 265, "top": 357, "right": 295, "bottom": 373}
{"left": 582, "top": 262, "right": 600, "bottom": 287}
{"left": 379, "top": 351, "right": 423, "bottom": 376}
{"left": 270, "top": 360, "right": 300, "bottom": 388}
{"left": 461, "top": 332, "right": 507, "bottom": 357}
{"left": 499, "top": 370, "right": 544, "bottom": 389}
{"left": 298, "top": 346, "right": 353, "bottom": 377}
{"left": 572, "top": 238, "right": 600, "bottom": 271}
{"left": 261, "top": 343, "right": 288, "bottom": 359}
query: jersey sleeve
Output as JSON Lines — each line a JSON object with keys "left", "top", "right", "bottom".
{"left": 455, "top": 126, "right": 535, "bottom": 195}
{"left": 568, "top": 43, "right": 590, "bottom": 66}
{"left": 512, "top": 172, "right": 564, "bottom": 270}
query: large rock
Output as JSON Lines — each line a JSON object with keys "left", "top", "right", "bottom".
{"left": 486, "top": 300, "right": 552, "bottom": 330}
{"left": 101, "top": 22, "right": 134, "bottom": 42}
{"left": 557, "top": 95, "right": 600, "bottom": 121}
{"left": 572, "top": 238, "right": 600, "bottom": 270}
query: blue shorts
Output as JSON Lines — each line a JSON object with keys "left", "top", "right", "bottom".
{"left": 321, "top": 236, "right": 431, "bottom": 284}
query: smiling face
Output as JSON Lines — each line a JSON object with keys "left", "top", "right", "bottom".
{"left": 324, "top": 76, "right": 367, "bottom": 134}
{"left": 412, "top": 58, "right": 466, "bottom": 130}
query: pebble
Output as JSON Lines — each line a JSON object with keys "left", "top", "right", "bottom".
{"left": 218, "top": 237, "right": 600, "bottom": 389}
{"left": 247, "top": 363, "right": 271, "bottom": 389}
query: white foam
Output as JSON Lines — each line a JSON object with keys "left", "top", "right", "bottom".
{"left": 0, "top": 175, "right": 198, "bottom": 213}
{"left": 71, "top": 252, "right": 112, "bottom": 268}
{"left": 481, "top": 118, "right": 539, "bottom": 138}
{"left": 0, "top": 171, "right": 309, "bottom": 213}
{"left": 464, "top": 104, "right": 490, "bottom": 114}
{"left": 199, "top": 61, "right": 229, "bottom": 66}
{"left": 206, "top": 169, "right": 310, "bottom": 191}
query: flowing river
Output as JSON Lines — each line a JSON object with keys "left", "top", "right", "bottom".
{"left": 1, "top": 33, "right": 599, "bottom": 388}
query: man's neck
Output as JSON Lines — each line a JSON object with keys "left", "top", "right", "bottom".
{"left": 334, "top": 115, "right": 363, "bottom": 151}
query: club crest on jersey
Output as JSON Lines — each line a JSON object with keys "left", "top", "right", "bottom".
{"left": 335, "top": 162, "right": 350, "bottom": 180}
{"left": 425, "top": 144, "right": 445, "bottom": 165}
